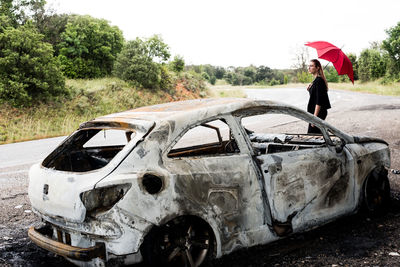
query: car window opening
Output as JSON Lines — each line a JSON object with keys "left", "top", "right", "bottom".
{"left": 168, "top": 119, "right": 239, "bottom": 158}
{"left": 42, "top": 129, "right": 135, "bottom": 172}
{"left": 241, "top": 114, "right": 326, "bottom": 155}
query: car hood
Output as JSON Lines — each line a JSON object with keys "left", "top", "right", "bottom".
{"left": 353, "top": 135, "right": 388, "bottom": 145}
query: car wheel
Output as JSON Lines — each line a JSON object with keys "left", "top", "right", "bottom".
{"left": 363, "top": 168, "right": 391, "bottom": 215}
{"left": 141, "top": 216, "right": 214, "bottom": 267}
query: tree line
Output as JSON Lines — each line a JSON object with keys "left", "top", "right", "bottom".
{"left": 188, "top": 22, "right": 400, "bottom": 86}
{"left": 185, "top": 64, "right": 290, "bottom": 86}
{"left": 1, "top": 0, "right": 399, "bottom": 107}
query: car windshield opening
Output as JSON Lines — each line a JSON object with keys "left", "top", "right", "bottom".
{"left": 42, "top": 128, "right": 135, "bottom": 172}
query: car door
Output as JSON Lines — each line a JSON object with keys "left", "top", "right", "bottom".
{"left": 239, "top": 110, "right": 355, "bottom": 234}
{"left": 163, "top": 116, "right": 267, "bottom": 246}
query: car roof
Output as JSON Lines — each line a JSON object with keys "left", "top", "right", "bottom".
{"left": 81, "top": 97, "right": 353, "bottom": 143}
{"left": 93, "top": 98, "right": 276, "bottom": 122}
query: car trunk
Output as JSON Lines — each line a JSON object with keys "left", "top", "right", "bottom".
{"left": 28, "top": 119, "right": 154, "bottom": 222}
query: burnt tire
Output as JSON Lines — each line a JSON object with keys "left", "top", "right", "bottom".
{"left": 362, "top": 167, "right": 391, "bottom": 215}
{"left": 141, "top": 216, "right": 214, "bottom": 267}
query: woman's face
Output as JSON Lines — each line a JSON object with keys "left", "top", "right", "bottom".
{"left": 308, "top": 62, "right": 318, "bottom": 75}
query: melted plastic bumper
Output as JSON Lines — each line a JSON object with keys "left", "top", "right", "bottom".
{"left": 28, "top": 225, "right": 106, "bottom": 261}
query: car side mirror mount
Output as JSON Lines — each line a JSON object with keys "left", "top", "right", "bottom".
{"left": 335, "top": 139, "right": 346, "bottom": 153}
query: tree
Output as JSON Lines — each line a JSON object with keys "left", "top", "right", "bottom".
{"left": 382, "top": 21, "right": 400, "bottom": 77}
{"left": 0, "top": 16, "right": 65, "bottom": 106}
{"left": 292, "top": 46, "right": 309, "bottom": 73}
{"left": 358, "top": 48, "right": 387, "bottom": 82}
{"left": 58, "top": 15, "right": 124, "bottom": 78}
{"left": 243, "top": 66, "right": 256, "bottom": 82}
{"left": 214, "top": 67, "right": 225, "bottom": 79}
{"left": 255, "top": 65, "right": 273, "bottom": 83}
{"left": 35, "top": 13, "right": 69, "bottom": 55}
{"left": 0, "top": 0, "right": 45, "bottom": 26}
{"left": 113, "top": 35, "right": 171, "bottom": 89}
{"left": 170, "top": 55, "right": 185, "bottom": 72}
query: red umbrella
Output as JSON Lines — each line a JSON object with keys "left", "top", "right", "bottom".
{"left": 305, "top": 41, "right": 354, "bottom": 84}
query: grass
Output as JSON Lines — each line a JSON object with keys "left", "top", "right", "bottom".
{"left": 207, "top": 85, "right": 247, "bottom": 98}
{"left": 328, "top": 80, "right": 400, "bottom": 96}
{"left": 0, "top": 77, "right": 203, "bottom": 144}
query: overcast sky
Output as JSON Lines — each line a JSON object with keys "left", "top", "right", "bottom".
{"left": 46, "top": 0, "right": 400, "bottom": 69}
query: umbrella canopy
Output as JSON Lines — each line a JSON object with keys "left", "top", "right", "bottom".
{"left": 305, "top": 41, "right": 354, "bottom": 84}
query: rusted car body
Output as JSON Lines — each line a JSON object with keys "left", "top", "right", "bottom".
{"left": 28, "top": 98, "right": 391, "bottom": 266}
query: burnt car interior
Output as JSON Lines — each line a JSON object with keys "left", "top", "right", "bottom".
{"left": 42, "top": 129, "right": 134, "bottom": 172}
{"left": 168, "top": 119, "right": 239, "bottom": 158}
{"left": 240, "top": 113, "right": 336, "bottom": 155}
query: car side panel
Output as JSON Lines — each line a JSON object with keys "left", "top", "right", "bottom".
{"left": 257, "top": 146, "right": 355, "bottom": 232}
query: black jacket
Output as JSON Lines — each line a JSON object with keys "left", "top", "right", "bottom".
{"left": 307, "top": 76, "right": 331, "bottom": 114}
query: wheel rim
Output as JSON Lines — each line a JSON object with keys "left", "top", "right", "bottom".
{"left": 155, "top": 219, "right": 211, "bottom": 267}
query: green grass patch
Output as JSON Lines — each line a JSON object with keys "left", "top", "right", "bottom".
{"left": 208, "top": 85, "right": 246, "bottom": 98}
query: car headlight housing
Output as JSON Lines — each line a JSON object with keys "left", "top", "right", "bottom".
{"left": 80, "top": 184, "right": 131, "bottom": 217}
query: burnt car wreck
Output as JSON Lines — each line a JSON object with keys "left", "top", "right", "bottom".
{"left": 28, "top": 98, "right": 391, "bottom": 266}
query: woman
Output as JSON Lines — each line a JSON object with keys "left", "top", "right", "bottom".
{"left": 306, "top": 59, "right": 331, "bottom": 133}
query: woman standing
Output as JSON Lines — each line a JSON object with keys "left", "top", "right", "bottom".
{"left": 307, "top": 59, "right": 331, "bottom": 133}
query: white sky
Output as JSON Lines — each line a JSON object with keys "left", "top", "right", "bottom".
{"left": 46, "top": 0, "right": 400, "bottom": 69}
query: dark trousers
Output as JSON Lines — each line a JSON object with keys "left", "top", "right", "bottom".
{"left": 307, "top": 109, "right": 327, "bottom": 134}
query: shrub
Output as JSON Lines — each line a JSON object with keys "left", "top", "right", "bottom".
{"left": 0, "top": 17, "right": 66, "bottom": 107}
{"left": 170, "top": 55, "right": 185, "bottom": 72}
{"left": 113, "top": 35, "right": 171, "bottom": 89}
{"left": 297, "top": 71, "right": 313, "bottom": 83}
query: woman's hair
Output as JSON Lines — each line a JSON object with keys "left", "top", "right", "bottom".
{"left": 311, "top": 59, "right": 328, "bottom": 90}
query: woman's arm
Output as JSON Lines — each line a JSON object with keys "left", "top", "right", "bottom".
{"left": 314, "top": 104, "right": 321, "bottom": 116}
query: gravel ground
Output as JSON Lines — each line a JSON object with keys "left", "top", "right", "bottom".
{"left": 0, "top": 103, "right": 399, "bottom": 267}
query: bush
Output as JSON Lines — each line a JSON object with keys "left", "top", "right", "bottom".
{"left": 209, "top": 75, "right": 216, "bottom": 85}
{"left": 297, "top": 71, "right": 312, "bottom": 83}
{"left": 113, "top": 35, "right": 171, "bottom": 89}
{"left": 283, "top": 75, "right": 289, "bottom": 84}
{"left": 325, "top": 67, "right": 339, "bottom": 83}
{"left": 170, "top": 55, "right": 185, "bottom": 72}
{"left": 0, "top": 17, "right": 66, "bottom": 107}
{"left": 201, "top": 72, "right": 210, "bottom": 81}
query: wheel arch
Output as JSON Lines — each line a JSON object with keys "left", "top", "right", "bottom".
{"left": 142, "top": 213, "right": 223, "bottom": 259}
{"left": 358, "top": 165, "right": 390, "bottom": 213}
